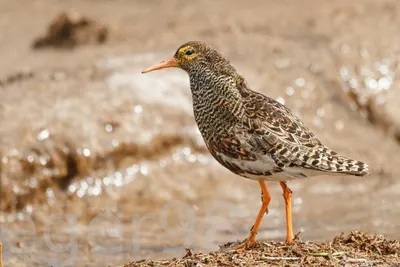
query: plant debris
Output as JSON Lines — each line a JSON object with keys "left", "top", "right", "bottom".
{"left": 32, "top": 12, "right": 108, "bottom": 49}
{"left": 122, "top": 232, "right": 400, "bottom": 267}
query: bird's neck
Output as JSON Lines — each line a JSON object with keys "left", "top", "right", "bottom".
{"left": 188, "top": 67, "right": 246, "bottom": 123}
{"left": 189, "top": 67, "right": 243, "bottom": 101}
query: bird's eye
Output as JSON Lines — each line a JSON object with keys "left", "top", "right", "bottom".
{"left": 185, "top": 49, "right": 194, "bottom": 56}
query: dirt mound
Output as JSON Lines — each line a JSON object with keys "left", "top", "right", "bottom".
{"left": 123, "top": 232, "right": 400, "bottom": 267}
{"left": 32, "top": 12, "right": 108, "bottom": 49}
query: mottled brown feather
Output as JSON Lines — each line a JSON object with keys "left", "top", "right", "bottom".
{"left": 173, "top": 41, "right": 369, "bottom": 179}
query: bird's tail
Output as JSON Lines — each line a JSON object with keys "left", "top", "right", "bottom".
{"left": 330, "top": 155, "right": 369, "bottom": 176}
{"left": 300, "top": 146, "right": 370, "bottom": 176}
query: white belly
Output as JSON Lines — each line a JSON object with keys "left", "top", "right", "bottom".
{"left": 216, "top": 152, "right": 309, "bottom": 181}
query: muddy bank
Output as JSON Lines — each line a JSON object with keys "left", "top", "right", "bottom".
{"left": 123, "top": 232, "right": 400, "bottom": 267}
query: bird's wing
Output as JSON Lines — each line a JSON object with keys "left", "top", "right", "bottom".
{"left": 241, "top": 89, "right": 322, "bottom": 147}
{"left": 240, "top": 89, "right": 368, "bottom": 176}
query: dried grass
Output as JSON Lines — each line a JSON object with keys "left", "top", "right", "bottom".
{"left": 123, "top": 232, "right": 400, "bottom": 267}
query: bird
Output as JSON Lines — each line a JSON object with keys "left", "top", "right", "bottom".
{"left": 141, "top": 41, "right": 369, "bottom": 250}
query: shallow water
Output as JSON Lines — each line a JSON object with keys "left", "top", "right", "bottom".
{"left": 1, "top": 0, "right": 400, "bottom": 266}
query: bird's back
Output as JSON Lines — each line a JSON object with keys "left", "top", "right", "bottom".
{"left": 203, "top": 78, "right": 369, "bottom": 180}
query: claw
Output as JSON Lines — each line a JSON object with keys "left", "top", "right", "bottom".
{"left": 234, "top": 235, "right": 256, "bottom": 251}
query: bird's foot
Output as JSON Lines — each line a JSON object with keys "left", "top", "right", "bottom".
{"left": 234, "top": 234, "right": 256, "bottom": 251}
{"left": 285, "top": 234, "right": 294, "bottom": 244}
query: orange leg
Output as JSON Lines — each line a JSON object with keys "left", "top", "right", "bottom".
{"left": 260, "top": 188, "right": 269, "bottom": 214}
{"left": 235, "top": 179, "right": 271, "bottom": 250}
{"left": 280, "top": 181, "right": 294, "bottom": 243}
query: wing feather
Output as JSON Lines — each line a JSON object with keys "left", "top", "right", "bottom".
{"left": 239, "top": 87, "right": 369, "bottom": 176}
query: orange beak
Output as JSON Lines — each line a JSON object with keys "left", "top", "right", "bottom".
{"left": 141, "top": 58, "right": 178, "bottom": 74}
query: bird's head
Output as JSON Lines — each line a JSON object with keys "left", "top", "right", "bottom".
{"left": 141, "top": 41, "right": 235, "bottom": 76}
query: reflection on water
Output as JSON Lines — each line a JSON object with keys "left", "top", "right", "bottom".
{"left": 67, "top": 146, "right": 210, "bottom": 199}
{"left": 340, "top": 50, "right": 397, "bottom": 112}
{"left": 338, "top": 46, "right": 400, "bottom": 143}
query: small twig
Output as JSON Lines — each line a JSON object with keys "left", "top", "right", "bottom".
{"left": 373, "top": 244, "right": 382, "bottom": 256}
{"left": 332, "top": 251, "right": 346, "bottom": 257}
{"left": 293, "top": 232, "right": 302, "bottom": 241}
{"left": 262, "top": 242, "right": 274, "bottom": 247}
{"left": 309, "top": 251, "right": 345, "bottom": 258}
{"left": 260, "top": 256, "right": 300, "bottom": 261}
{"left": 345, "top": 258, "right": 373, "bottom": 263}
{"left": 310, "top": 250, "right": 340, "bottom": 261}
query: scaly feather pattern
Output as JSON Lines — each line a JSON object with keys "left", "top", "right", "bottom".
{"left": 177, "top": 41, "right": 369, "bottom": 181}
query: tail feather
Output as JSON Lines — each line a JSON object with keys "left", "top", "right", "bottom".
{"left": 328, "top": 155, "right": 369, "bottom": 176}
{"left": 298, "top": 146, "right": 369, "bottom": 176}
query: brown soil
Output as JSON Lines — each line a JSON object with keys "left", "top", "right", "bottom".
{"left": 124, "top": 232, "right": 400, "bottom": 267}
{"left": 32, "top": 12, "right": 108, "bottom": 49}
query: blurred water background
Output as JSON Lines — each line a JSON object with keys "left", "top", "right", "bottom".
{"left": 0, "top": 0, "right": 399, "bottom": 266}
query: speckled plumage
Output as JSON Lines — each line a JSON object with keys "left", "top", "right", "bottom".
{"left": 176, "top": 41, "right": 369, "bottom": 181}
{"left": 142, "top": 40, "right": 370, "bottom": 247}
